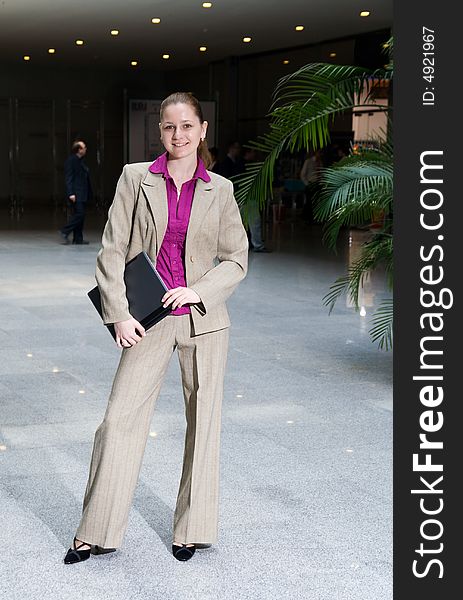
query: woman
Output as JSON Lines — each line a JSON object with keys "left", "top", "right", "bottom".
{"left": 64, "top": 92, "right": 249, "bottom": 564}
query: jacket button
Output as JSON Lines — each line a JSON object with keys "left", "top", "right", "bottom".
{"left": 190, "top": 255, "right": 194, "bottom": 262}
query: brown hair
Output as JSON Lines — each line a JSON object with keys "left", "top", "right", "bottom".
{"left": 159, "top": 92, "right": 213, "bottom": 169}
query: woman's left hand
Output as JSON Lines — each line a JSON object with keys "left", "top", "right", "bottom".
{"left": 162, "top": 287, "right": 201, "bottom": 310}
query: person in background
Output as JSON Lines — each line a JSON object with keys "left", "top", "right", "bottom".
{"left": 242, "top": 148, "right": 271, "bottom": 253}
{"left": 334, "top": 144, "right": 347, "bottom": 162}
{"left": 215, "top": 140, "right": 245, "bottom": 178}
{"left": 59, "top": 139, "right": 92, "bottom": 245}
{"left": 300, "top": 149, "right": 323, "bottom": 224}
{"left": 208, "top": 146, "right": 219, "bottom": 172}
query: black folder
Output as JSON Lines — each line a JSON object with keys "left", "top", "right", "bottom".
{"left": 87, "top": 251, "right": 172, "bottom": 340}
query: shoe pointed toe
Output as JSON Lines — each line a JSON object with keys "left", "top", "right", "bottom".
{"left": 63, "top": 537, "right": 92, "bottom": 564}
{"left": 172, "top": 543, "right": 196, "bottom": 561}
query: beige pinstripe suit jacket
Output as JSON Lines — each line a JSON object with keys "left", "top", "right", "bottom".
{"left": 95, "top": 161, "right": 249, "bottom": 336}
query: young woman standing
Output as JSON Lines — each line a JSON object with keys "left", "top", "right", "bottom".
{"left": 64, "top": 92, "right": 248, "bottom": 564}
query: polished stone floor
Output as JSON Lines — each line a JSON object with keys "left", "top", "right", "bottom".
{"left": 0, "top": 214, "right": 392, "bottom": 600}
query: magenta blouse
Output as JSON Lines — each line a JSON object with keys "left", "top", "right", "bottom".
{"left": 148, "top": 150, "right": 211, "bottom": 316}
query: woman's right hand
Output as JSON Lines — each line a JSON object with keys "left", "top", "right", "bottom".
{"left": 114, "top": 317, "right": 146, "bottom": 348}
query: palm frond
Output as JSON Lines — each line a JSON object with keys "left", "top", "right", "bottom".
{"left": 370, "top": 298, "right": 393, "bottom": 350}
{"left": 313, "top": 158, "right": 393, "bottom": 248}
{"left": 322, "top": 234, "right": 393, "bottom": 312}
{"left": 233, "top": 62, "right": 392, "bottom": 223}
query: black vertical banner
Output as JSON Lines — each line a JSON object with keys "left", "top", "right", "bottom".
{"left": 394, "top": 2, "right": 460, "bottom": 598}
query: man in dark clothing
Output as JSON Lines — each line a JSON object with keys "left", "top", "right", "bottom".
{"left": 217, "top": 141, "right": 271, "bottom": 252}
{"left": 59, "top": 140, "right": 92, "bottom": 245}
{"left": 215, "top": 141, "right": 246, "bottom": 178}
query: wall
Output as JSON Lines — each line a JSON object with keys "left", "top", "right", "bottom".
{"left": 0, "top": 29, "right": 389, "bottom": 211}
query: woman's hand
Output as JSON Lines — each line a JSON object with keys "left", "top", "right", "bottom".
{"left": 114, "top": 317, "right": 146, "bottom": 348}
{"left": 162, "top": 287, "right": 201, "bottom": 310}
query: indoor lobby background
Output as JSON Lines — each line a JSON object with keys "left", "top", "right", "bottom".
{"left": 0, "top": 2, "right": 393, "bottom": 599}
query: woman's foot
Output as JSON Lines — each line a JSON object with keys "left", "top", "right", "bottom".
{"left": 64, "top": 537, "right": 92, "bottom": 564}
{"left": 172, "top": 542, "right": 196, "bottom": 561}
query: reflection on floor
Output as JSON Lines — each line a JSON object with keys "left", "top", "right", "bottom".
{"left": 0, "top": 219, "right": 392, "bottom": 600}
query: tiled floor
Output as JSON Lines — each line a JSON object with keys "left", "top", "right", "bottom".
{"left": 0, "top": 218, "right": 392, "bottom": 600}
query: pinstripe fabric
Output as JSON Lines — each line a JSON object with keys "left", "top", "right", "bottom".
{"left": 94, "top": 161, "right": 249, "bottom": 335}
{"left": 74, "top": 160, "right": 246, "bottom": 549}
{"left": 75, "top": 313, "right": 229, "bottom": 548}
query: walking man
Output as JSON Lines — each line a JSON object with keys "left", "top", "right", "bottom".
{"left": 60, "top": 140, "right": 92, "bottom": 245}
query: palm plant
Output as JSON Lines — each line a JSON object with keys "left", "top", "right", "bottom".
{"left": 232, "top": 37, "right": 393, "bottom": 349}
{"left": 315, "top": 132, "right": 393, "bottom": 350}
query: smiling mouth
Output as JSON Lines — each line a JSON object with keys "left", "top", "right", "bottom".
{"left": 172, "top": 142, "right": 189, "bottom": 147}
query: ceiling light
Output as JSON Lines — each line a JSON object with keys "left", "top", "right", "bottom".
{"left": 131, "top": 60, "right": 138, "bottom": 66}
{"left": 23, "top": 55, "right": 31, "bottom": 61}
{"left": 283, "top": 59, "right": 289, "bottom": 64}
{"left": 199, "top": 46, "right": 207, "bottom": 51}
{"left": 329, "top": 52, "right": 336, "bottom": 57}
{"left": 202, "top": 2, "right": 213, "bottom": 7}
{"left": 162, "top": 54, "right": 170, "bottom": 59}
{"left": 48, "top": 48, "right": 56, "bottom": 54}
{"left": 295, "top": 25, "right": 304, "bottom": 31}
{"left": 151, "top": 17, "right": 161, "bottom": 23}
{"left": 360, "top": 11, "right": 370, "bottom": 17}
{"left": 111, "top": 30, "right": 119, "bottom": 36}
{"left": 242, "top": 36, "right": 252, "bottom": 43}
{"left": 76, "top": 39, "right": 84, "bottom": 46}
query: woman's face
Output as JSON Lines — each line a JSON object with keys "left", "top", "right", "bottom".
{"left": 159, "top": 102, "right": 207, "bottom": 159}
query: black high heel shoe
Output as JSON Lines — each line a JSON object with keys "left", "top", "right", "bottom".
{"left": 64, "top": 537, "right": 92, "bottom": 564}
{"left": 172, "top": 543, "right": 196, "bottom": 561}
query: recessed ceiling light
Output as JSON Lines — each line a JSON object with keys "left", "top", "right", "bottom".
{"left": 203, "top": 2, "right": 213, "bottom": 7}
{"left": 23, "top": 55, "right": 31, "bottom": 61}
{"left": 199, "top": 46, "right": 207, "bottom": 52}
{"left": 111, "top": 30, "right": 119, "bottom": 36}
{"left": 329, "top": 52, "right": 336, "bottom": 57}
{"left": 162, "top": 54, "right": 170, "bottom": 59}
{"left": 131, "top": 60, "right": 138, "bottom": 66}
{"left": 295, "top": 25, "right": 304, "bottom": 31}
{"left": 283, "top": 59, "right": 289, "bottom": 64}
{"left": 151, "top": 17, "right": 161, "bottom": 23}
{"left": 242, "top": 36, "right": 252, "bottom": 43}
{"left": 360, "top": 11, "right": 370, "bottom": 17}
{"left": 48, "top": 48, "right": 56, "bottom": 54}
{"left": 76, "top": 39, "right": 84, "bottom": 46}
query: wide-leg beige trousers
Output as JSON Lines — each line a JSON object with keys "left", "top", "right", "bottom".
{"left": 75, "top": 313, "right": 229, "bottom": 549}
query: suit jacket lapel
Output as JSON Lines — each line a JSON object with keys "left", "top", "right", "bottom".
{"left": 141, "top": 169, "right": 215, "bottom": 254}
